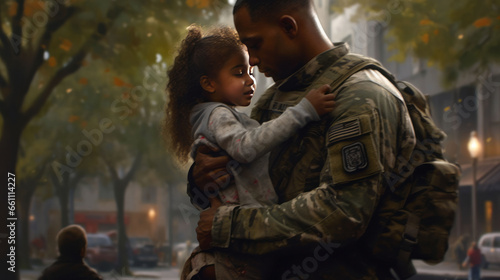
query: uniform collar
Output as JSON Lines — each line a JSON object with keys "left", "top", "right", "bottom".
{"left": 278, "top": 42, "right": 350, "bottom": 92}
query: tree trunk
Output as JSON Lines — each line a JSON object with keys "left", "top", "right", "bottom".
{"left": 17, "top": 189, "right": 33, "bottom": 270}
{"left": 58, "top": 187, "right": 70, "bottom": 228}
{"left": 114, "top": 182, "right": 132, "bottom": 275}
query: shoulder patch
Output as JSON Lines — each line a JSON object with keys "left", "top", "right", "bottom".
{"left": 342, "top": 142, "right": 368, "bottom": 172}
{"left": 326, "top": 113, "right": 383, "bottom": 185}
{"left": 328, "top": 119, "right": 361, "bottom": 145}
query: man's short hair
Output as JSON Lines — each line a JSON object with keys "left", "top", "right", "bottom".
{"left": 57, "top": 225, "right": 87, "bottom": 257}
{"left": 233, "top": 0, "right": 310, "bottom": 21}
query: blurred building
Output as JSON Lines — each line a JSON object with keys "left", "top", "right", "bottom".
{"left": 29, "top": 177, "right": 181, "bottom": 259}
{"left": 322, "top": 0, "right": 500, "bottom": 240}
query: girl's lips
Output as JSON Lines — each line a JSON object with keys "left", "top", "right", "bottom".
{"left": 244, "top": 89, "right": 254, "bottom": 96}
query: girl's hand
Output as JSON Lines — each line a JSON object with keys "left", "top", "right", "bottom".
{"left": 305, "top": 84, "right": 336, "bottom": 116}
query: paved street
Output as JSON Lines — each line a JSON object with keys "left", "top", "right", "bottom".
{"left": 410, "top": 260, "right": 500, "bottom": 280}
{"left": 21, "top": 263, "right": 181, "bottom": 280}
{"left": 21, "top": 260, "right": 500, "bottom": 279}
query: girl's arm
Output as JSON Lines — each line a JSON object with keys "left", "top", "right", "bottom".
{"left": 209, "top": 98, "right": 319, "bottom": 164}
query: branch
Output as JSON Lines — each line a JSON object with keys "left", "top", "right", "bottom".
{"left": 123, "top": 153, "right": 143, "bottom": 184}
{"left": 32, "top": 6, "right": 78, "bottom": 80}
{"left": 0, "top": 26, "right": 11, "bottom": 62}
{"left": 20, "top": 49, "right": 87, "bottom": 127}
{"left": 101, "top": 155, "right": 119, "bottom": 182}
{"left": 11, "top": 0, "right": 25, "bottom": 54}
{"left": 21, "top": 6, "right": 123, "bottom": 127}
{"left": 49, "top": 164, "right": 64, "bottom": 194}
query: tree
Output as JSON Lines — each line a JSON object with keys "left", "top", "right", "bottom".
{"left": 16, "top": 140, "right": 51, "bottom": 270}
{"left": 0, "top": 0, "right": 228, "bottom": 277}
{"left": 333, "top": 0, "right": 500, "bottom": 85}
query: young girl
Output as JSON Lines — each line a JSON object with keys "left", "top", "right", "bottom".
{"left": 163, "top": 25, "right": 335, "bottom": 280}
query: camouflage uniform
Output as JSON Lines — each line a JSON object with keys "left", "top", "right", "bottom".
{"left": 193, "top": 43, "right": 417, "bottom": 279}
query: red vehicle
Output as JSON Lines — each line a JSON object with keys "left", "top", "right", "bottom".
{"left": 85, "top": 233, "right": 117, "bottom": 271}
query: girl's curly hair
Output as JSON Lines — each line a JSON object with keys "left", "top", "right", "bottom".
{"left": 163, "top": 25, "right": 243, "bottom": 163}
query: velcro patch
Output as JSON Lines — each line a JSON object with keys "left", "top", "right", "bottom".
{"left": 269, "top": 101, "right": 291, "bottom": 113}
{"left": 328, "top": 119, "right": 361, "bottom": 145}
{"left": 342, "top": 142, "right": 368, "bottom": 173}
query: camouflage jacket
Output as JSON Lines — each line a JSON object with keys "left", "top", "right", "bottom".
{"left": 207, "top": 43, "right": 416, "bottom": 279}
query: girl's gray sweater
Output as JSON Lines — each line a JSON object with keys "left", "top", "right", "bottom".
{"left": 190, "top": 98, "right": 319, "bottom": 208}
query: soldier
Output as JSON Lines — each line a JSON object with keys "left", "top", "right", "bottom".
{"left": 189, "top": 0, "right": 416, "bottom": 279}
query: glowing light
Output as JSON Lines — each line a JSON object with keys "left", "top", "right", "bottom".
{"left": 148, "top": 208, "right": 156, "bottom": 220}
{"left": 468, "top": 131, "right": 481, "bottom": 159}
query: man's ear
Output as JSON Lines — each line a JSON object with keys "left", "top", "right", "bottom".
{"left": 200, "top": 75, "right": 216, "bottom": 93}
{"left": 279, "top": 15, "right": 298, "bottom": 38}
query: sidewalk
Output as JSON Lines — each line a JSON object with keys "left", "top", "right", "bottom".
{"left": 20, "top": 262, "right": 181, "bottom": 280}
{"left": 412, "top": 260, "right": 500, "bottom": 279}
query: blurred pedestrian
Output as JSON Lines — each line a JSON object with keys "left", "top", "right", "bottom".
{"left": 462, "top": 241, "right": 481, "bottom": 280}
{"left": 38, "top": 225, "right": 103, "bottom": 280}
{"left": 454, "top": 234, "right": 470, "bottom": 270}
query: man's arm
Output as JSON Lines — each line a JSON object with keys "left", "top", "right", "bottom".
{"left": 187, "top": 145, "right": 232, "bottom": 210}
{"left": 200, "top": 80, "right": 405, "bottom": 254}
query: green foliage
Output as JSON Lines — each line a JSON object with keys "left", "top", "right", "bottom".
{"left": 332, "top": 0, "right": 500, "bottom": 85}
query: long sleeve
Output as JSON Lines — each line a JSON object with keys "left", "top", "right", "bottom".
{"left": 208, "top": 98, "right": 319, "bottom": 164}
{"left": 209, "top": 74, "right": 414, "bottom": 254}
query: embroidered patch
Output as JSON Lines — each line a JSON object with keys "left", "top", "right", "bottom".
{"left": 269, "top": 101, "right": 290, "bottom": 113}
{"left": 328, "top": 119, "right": 361, "bottom": 145}
{"left": 342, "top": 142, "right": 368, "bottom": 173}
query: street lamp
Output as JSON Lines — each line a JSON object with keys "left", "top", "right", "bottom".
{"left": 148, "top": 208, "right": 156, "bottom": 220}
{"left": 468, "top": 131, "right": 481, "bottom": 242}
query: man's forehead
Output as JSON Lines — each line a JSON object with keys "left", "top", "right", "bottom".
{"left": 234, "top": 7, "right": 267, "bottom": 42}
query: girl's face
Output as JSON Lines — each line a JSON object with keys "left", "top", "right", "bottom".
{"left": 208, "top": 47, "right": 256, "bottom": 107}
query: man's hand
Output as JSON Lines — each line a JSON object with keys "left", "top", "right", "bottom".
{"left": 193, "top": 145, "right": 232, "bottom": 194}
{"left": 196, "top": 197, "right": 222, "bottom": 250}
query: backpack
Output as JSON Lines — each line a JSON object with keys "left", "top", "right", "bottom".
{"left": 320, "top": 54, "right": 461, "bottom": 279}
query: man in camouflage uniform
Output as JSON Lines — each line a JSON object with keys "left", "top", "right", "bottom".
{"left": 190, "top": 0, "right": 416, "bottom": 279}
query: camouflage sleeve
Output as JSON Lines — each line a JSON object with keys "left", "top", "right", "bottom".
{"left": 211, "top": 78, "right": 403, "bottom": 255}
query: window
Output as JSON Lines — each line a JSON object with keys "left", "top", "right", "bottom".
{"left": 493, "top": 236, "right": 500, "bottom": 248}
{"left": 98, "top": 178, "right": 114, "bottom": 201}
{"left": 142, "top": 186, "right": 157, "bottom": 203}
{"left": 482, "top": 237, "right": 492, "bottom": 247}
{"left": 485, "top": 200, "right": 493, "bottom": 233}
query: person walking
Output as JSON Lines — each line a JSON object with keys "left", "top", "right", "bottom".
{"left": 463, "top": 241, "right": 482, "bottom": 280}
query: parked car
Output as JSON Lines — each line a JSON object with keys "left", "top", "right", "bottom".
{"left": 128, "top": 237, "right": 158, "bottom": 267}
{"left": 172, "top": 241, "right": 198, "bottom": 267}
{"left": 85, "top": 233, "right": 118, "bottom": 271}
{"left": 478, "top": 232, "right": 500, "bottom": 268}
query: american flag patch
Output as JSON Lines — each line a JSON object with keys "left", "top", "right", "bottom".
{"left": 327, "top": 119, "right": 361, "bottom": 146}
